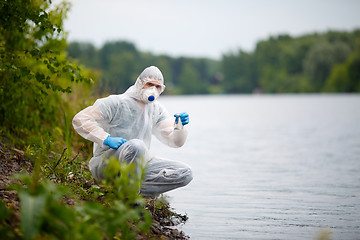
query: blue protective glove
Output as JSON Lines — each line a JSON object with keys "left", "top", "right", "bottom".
{"left": 103, "top": 135, "right": 127, "bottom": 149}
{"left": 174, "top": 112, "right": 189, "bottom": 125}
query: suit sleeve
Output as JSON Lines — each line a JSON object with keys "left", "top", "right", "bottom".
{"left": 72, "top": 105, "right": 109, "bottom": 146}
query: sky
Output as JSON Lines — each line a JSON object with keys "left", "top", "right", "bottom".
{"left": 57, "top": 0, "right": 360, "bottom": 59}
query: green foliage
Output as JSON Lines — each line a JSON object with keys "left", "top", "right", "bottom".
{"left": 10, "top": 173, "right": 76, "bottom": 240}
{"left": 323, "top": 62, "right": 350, "bottom": 92}
{"left": 177, "top": 62, "right": 203, "bottom": 94}
{"left": 4, "top": 157, "right": 151, "bottom": 240}
{"left": 221, "top": 30, "right": 360, "bottom": 93}
{"left": 19, "top": 189, "right": 47, "bottom": 239}
{"left": 66, "top": 30, "right": 360, "bottom": 95}
{"left": 0, "top": 200, "right": 14, "bottom": 239}
{"left": 0, "top": 0, "right": 92, "bottom": 139}
{"left": 102, "top": 158, "right": 145, "bottom": 203}
{"left": 63, "top": 113, "right": 73, "bottom": 155}
{"left": 23, "top": 125, "right": 93, "bottom": 199}
{"left": 222, "top": 50, "right": 256, "bottom": 93}
{"left": 1, "top": 1, "right": 153, "bottom": 239}
{"left": 78, "top": 158, "right": 152, "bottom": 239}
{"left": 324, "top": 40, "right": 360, "bottom": 92}
{"left": 303, "top": 41, "right": 351, "bottom": 91}
{"left": 67, "top": 41, "right": 219, "bottom": 95}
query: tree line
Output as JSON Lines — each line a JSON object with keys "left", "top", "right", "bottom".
{"left": 66, "top": 41, "right": 220, "bottom": 95}
{"left": 67, "top": 30, "right": 360, "bottom": 95}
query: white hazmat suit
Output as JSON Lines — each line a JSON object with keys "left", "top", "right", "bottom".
{"left": 72, "top": 66, "right": 192, "bottom": 197}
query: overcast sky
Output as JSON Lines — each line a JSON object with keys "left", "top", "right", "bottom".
{"left": 58, "top": 0, "right": 360, "bottom": 59}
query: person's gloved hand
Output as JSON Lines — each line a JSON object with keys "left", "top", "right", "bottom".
{"left": 174, "top": 112, "right": 189, "bottom": 125}
{"left": 103, "top": 135, "right": 127, "bottom": 149}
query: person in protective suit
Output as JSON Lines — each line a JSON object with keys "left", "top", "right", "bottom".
{"left": 72, "top": 66, "right": 192, "bottom": 197}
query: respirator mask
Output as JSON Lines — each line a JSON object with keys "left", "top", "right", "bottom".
{"left": 140, "top": 86, "right": 160, "bottom": 103}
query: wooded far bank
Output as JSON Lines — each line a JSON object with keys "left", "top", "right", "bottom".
{"left": 67, "top": 29, "right": 360, "bottom": 95}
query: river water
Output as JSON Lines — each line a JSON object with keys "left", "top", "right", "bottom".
{"left": 150, "top": 94, "right": 360, "bottom": 240}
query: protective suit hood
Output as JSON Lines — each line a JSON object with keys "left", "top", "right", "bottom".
{"left": 125, "top": 66, "right": 165, "bottom": 102}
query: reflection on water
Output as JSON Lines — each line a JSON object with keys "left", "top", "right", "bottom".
{"left": 150, "top": 94, "right": 360, "bottom": 240}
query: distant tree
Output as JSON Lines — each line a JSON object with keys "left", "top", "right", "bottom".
{"left": 63, "top": 30, "right": 360, "bottom": 95}
{"left": 67, "top": 42, "right": 99, "bottom": 68}
{"left": 153, "top": 55, "right": 173, "bottom": 93}
{"left": 222, "top": 50, "right": 256, "bottom": 93}
{"left": 253, "top": 35, "right": 311, "bottom": 93}
{"left": 303, "top": 41, "right": 351, "bottom": 91}
{"left": 99, "top": 41, "right": 138, "bottom": 69}
{"left": 323, "top": 63, "right": 350, "bottom": 92}
{"left": 178, "top": 62, "right": 202, "bottom": 94}
{"left": 324, "top": 41, "right": 360, "bottom": 92}
{"left": 347, "top": 58, "right": 360, "bottom": 92}
{"left": 97, "top": 41, "right": 140, "bottom": 94}
{"left": 102, "top": 51, "right": 138, "bottom": 94}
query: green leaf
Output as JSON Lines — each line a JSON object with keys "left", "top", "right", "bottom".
{"left": 0, "top": 200, "right": 10, "bottom": 222}
{"left": 35, "top": 72, "right": 45, "bottom": 82}
{"left": 19, "top": 190, "right": 47, "bottom": 240}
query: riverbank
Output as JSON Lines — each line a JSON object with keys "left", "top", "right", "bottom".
{"left": 0, "top": 140, "right": 189, "bottom": 239}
